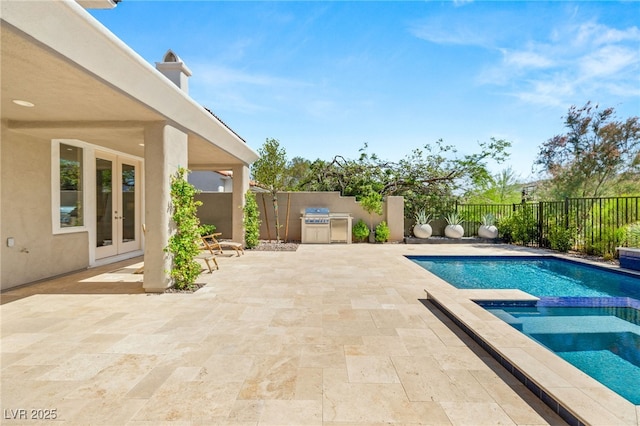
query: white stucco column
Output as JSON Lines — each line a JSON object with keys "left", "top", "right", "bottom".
{"left": 385, "top": 196, "right": 405, "bottom": 242}
{"left": 143, "top": 123, "right": 188, "bottom": 292}
{"left": 231, "top": 164, "right": 250, "bottom": 245}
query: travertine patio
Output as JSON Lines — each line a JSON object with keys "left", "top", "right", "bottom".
{"left": 1, "top": 243, "right": 630, "bottom": 425}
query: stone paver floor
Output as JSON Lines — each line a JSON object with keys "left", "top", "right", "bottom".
{"left": 1, "top": 244, "right": 566, "bottom": 425}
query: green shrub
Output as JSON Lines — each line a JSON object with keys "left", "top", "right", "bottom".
{"left": 375, "top": 221, "right": 390, "bottom": 242}
{"left": 548, "top": 226, "right": 573, "bottom": 252}
{"left": 198, "top": 223, "right": 217, "bottom": 236}
{"left": 166, "top": 167, "right": 202, "bottom": 290}
{"left": 243, "top": 191, "right": 261, "bottom": 249}
{"left": 621, "top": 222, "right": 640, "bottom": 247}
{"left": 498, "top": 206, "right": 538, "bottom": 245}
{"left": 579, "top": 201, "right": 625, "bottom": 257}
{"left": 353, "top": 219, "right": 370, "bottom": 242}
{"left": 497, "top": 215, "right": 514, "bottom": 243}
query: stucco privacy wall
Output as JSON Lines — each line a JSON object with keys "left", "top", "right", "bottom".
{"left": 1, "top": 123, "right": 89, "bottom": 290}
{"left": 196, "top": 193, "right": 233, "bottom": 238}
{"left": 195, "top": 168, "right": 249, "bottom": 242}
{"left": 255, "top": 192, "right": 404, "bottom": 242}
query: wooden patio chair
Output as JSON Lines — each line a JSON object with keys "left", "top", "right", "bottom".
{"left": 197, "top": 236, "right": 220, "bottom": 273}
{"left": 202, "top": 233, "right": 245, "bottom": 257}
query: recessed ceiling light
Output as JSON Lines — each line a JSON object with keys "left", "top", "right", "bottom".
{"left": 138, "top": 143, "right": 145, "bottom": 147}
{"left": 12, "top": 99, "right": 35, "bottom": 108}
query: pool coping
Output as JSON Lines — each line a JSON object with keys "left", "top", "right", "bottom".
{"left": 408, "top": 253, "right": 640, "bottom": 426}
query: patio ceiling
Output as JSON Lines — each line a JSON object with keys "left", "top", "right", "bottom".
{"left": 1, "top": 9, "right": 255, "bottom": 168}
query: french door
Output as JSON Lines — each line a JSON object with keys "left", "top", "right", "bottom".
{"left": 95, "top": 152, "right": 141, "bottom": 259}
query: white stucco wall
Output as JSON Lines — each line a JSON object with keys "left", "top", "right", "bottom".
{"left": 1, "top": 123, "right": 89, "bottom": 289}
{"left": 189, "top": 171, "right": 232, "bottom": 192}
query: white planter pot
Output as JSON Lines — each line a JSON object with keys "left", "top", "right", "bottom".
{"left": 445, "top": 224, "right": 464, "bottom": 239}
{"left": 478, "top": 225, "right": 498, "bottom": 239}
{"left": 413, "top": 224, "right": 432, "bottom": 239}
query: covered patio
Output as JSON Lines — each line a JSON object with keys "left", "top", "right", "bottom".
{"left": 1, "top": 0, "right": 258, "bottom": 293}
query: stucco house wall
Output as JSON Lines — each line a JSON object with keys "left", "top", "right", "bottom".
{"left": 1, "top": 124, "right": 89, "bottom": 289}
{"left": 1, "top": 0, "right": 258, "bottom": 292}
{"left": 189, "top": 171, "right": 233, "bottom": 193}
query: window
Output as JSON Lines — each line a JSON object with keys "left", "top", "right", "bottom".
{"left": 54, "top": 141, "right": 86, "bottom": 231}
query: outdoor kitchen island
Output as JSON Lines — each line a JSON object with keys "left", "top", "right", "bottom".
{"left": 301, "top": 208, "right": 353, "bottom": 244}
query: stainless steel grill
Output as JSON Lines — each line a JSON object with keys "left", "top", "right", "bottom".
{"left": 303, "top": 207, "right": 330, "bottom": 224}
{"left": 301, "top": 208, "right": 352, "bottom": 244}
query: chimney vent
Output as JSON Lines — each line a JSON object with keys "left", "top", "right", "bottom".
{"left": 155, "top": 49, "right": 192, "bottom": 94}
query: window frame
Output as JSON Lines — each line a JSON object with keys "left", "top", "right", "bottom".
{"left": 52, "top": 139, "right": 90, "bottom": 235}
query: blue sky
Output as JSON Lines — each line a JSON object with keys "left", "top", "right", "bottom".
{"left": 90, "top": 1, "right": 640, "bottom": 180}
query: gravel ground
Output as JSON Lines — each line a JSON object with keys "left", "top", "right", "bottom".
{"left": 250, "top": 240, "right": 300, "bottom": 251}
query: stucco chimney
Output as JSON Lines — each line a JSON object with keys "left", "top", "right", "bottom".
{"left": 155, "top": 50, "right": 192, "bottom": 94}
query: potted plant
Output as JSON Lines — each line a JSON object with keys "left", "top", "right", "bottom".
{"left": 352, "top": 219, "right": 370, "bottom": 243}
{"left": 478, "top": 213, "right": 498, "bottom": 239}
{"left": 375, "top": 221, "right": 390, "bottom": 243}
{"left": 413, "top": 209, "right": 432, "bottom": 239}
{"left": 444, "top": 212, "right": 464, "bottom": 239}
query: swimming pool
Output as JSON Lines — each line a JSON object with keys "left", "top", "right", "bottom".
{"left": 409, "top": 255, "right": 640, "bottom": 406}
{"left": 408, "top": 255, "right": 640, "bottom": 299}
{"left": 482, "top": 302, "right": 640, "bottom": 404}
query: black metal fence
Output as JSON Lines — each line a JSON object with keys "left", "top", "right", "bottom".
{"left": 456, "top": 196, "right": 640, "bottom": 256}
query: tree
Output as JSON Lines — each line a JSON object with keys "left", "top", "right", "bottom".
{"left": 359, "top": 188, "right": 383, "bottom": 233}
{"left": 251, "top": 138, "right": 288, "bottom": 242}
{"left": 285, "top": 156, "right": 312, "bottom": 190}
{"left": 464, "top": 167, "right": 522, "bottom": 204}
{"left": 297, "top": 138, "right": 511, "bottom": 220}
{"left": 536, "top": 102, "right": 640, "bottom": 198}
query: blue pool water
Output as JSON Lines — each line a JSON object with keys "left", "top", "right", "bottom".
{"left": 408, "top": 255, "right": 640, "bottom": 299}
{"left": 409, "top": 255, "right": 640, "bottom": 405}
{"left": 483, "top": 304, "right": 640, "bottom": 404}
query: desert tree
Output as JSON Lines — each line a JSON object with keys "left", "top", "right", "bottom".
{"left": 536, "top": 102, "right": 640, "bottom": 198}
{"left": 251, "top": 138, "right": 288, "bottom": 242}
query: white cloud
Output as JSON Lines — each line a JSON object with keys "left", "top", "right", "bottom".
{"left": 579, "top": 45, "right": 639, "bottom": 79}
{"left": 452, "top": 0, "right": 474, "bottom": 7}
{"left": 502, "top": 49, "right": 555, "bottom": 69}
{"left": 481, "top": 20, "right": 640, "bottom": 107}
{"left": 188, "top": 62, "right": 318, "bottom": 113}
{"left": 513, "top": 78, "right": 575, "bottom": 107}
{"left": 409, "top": 20, "right": 495, "bottom": 47}
{"left": 192, "top": 64, "right": 310, "bottom": 88}
{"left": 575, "top": 22, "right": 640, "bottom": 47}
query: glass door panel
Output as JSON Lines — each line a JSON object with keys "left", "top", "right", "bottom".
{"left": 95, "top": 154, "right": 117, "bottom": 259}
{"left": 96, "top": 158, "right": 113, "bottom": 247}
{"left": 120, "top": 162, "right": 137, "bottom": 246}
{"left": 95, "top": 154, "right": 140, "bottom": 260}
